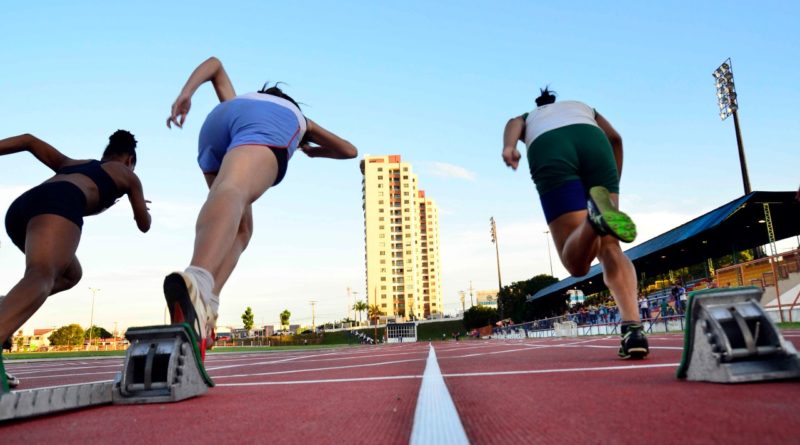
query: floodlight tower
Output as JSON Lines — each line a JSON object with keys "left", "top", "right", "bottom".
{"left": 713, "top": 58, "right": 751, "bottom": 195}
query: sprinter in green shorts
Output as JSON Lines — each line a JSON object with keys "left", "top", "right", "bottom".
{"left": 501, "top": 88, "right": 648, "bottom": 359}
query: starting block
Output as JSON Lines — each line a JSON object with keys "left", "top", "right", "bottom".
{"left": 677, "top": 287, "right": 800, "bottom": 383}
{"left": 113, "top": 323, "right": 214, "bottom": 404}
{"left": 1, "top": 323, "right": 213, "bottom": 422}
{"left": 1, "top": 381, "right": 113, "bottom": 421}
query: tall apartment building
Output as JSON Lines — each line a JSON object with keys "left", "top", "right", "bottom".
{"left": 361, "top": 155, "right": 442, "bottom": 320}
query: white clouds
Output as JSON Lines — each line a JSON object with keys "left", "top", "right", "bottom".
{"left": 424, "top": 162, "right": 477, "bottom": 181}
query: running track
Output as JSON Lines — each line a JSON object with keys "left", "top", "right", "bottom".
{"left": 3, "top": 332, "right": 799, "bottom": 444}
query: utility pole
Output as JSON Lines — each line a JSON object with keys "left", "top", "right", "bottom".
{"left": 544, "top": 230, "right": 554, "bottom": 276}
{"left": 469, "top": 280, "right": 475, "bottom": 307}
{"left": 346, "top": 287, "right": 352, "bottom": 320}
{"left": 309, "top": 300, "right": 317, "bottom": 332}
{"left": 459, "top": 291, "right": 466, "bottom": 313}
{"left": 490, "top": 217, "right": 504, "bottom": 318}
{"left": 87, "top": 287, "right": 100, "bottom": 350}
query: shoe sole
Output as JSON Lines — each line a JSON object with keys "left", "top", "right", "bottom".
{"left": 589, "top": 187, "right": 637, "bottom": 243}
{"left": 619, "top": 347, "right": 649, "bottom": 359}
{"left": 163, "top": 273, "right": 208, "bottom": 360}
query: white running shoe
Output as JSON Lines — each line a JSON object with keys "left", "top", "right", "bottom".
{"left": 163, "top": 272, "right": 215, "bottom": 360}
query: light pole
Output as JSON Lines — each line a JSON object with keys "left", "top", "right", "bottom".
{"left": 713, "top": 58, "right": 751, "bottom": 195}
{"left": 87, "top": 287, "right": 100, "bottom": 350}
{"left": 490, "top": 217, "right": 503, "bottom": 318}
{"left": 544, "top": 230, "right": 554, "bottom": 276}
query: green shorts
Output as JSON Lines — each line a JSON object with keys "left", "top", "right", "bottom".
{"left": 527, "top": 123, "right": 619, "bottom": 196}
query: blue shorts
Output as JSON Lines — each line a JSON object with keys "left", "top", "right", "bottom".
{"left": 197, "top": 94, "right": 306, "bottom": 186}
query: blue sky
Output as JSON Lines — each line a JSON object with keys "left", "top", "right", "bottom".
{"left": 1, "top": 1, "right": 798, "bottom": 333}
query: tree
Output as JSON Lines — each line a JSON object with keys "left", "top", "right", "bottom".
{"left": 83, "top": 326, "right": 113, "bottom": 340}
{"left": 280, "top": 309, "right": 291, "bottom": 330}
{"left": 353, "top": 300, "right": 368, "bottom": 324}
{"left": 497, "top": 274, "right": 561, "bottom": 323}
{"left": 463, "top": 306, "right": 499, "bottom": 330}
{"left": 48, "top": 324, "right": 85, "bottom": 346}
{"left": 368, "top": 305, "right": 384, "bottom": 343}
{"left": 242, "top": 307, "right": 255, "bottom": 332}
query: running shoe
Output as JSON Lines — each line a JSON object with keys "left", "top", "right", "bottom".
{"left": 618, "top": 323, "right": 649, "bottom": 359}
{"left": 587, "top": 186, "right": 637, "bottom": 243}
{"left": 163, "top": 272, "right": 214, "bottom": 361}
{"left": 6, "top": 372, "right": 19, "bottom": 389}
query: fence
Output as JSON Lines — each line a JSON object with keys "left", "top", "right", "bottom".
{"left": 490, "top": 313, "right": 687, "bottom": 340}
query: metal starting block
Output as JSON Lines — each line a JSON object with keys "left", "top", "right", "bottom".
{"left": 1, "top": 381, "right": 113, "bottom": 421}
{"left": 112, "top": 323, "right": 214, "bottom": 404}
{"left": 677, "top": 286, "right": 800, "bottom": 383}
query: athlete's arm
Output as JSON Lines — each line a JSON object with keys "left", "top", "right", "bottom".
{"left": 123, "top": 170, "right": 152, "bottom": 233}
{"left": 167, "top": 57, "right": 236, "bottom": 129}
{"left": 0, "top": 134, "right": 71, "bottom": 172}
{"left": 595, "top": 112, "right": 623, "bottom": 177}
{"left": 502, "top": 116, "right": 525, "bottom": 170}
{"left": 300, "top": 119, "right": 358, "bottom": 160}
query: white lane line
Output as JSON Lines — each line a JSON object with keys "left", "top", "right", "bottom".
{"left": 216, "top": 374, "right": 421, "bottom": 387}
{"left": 443, "top": 362, "right": 679, "bottom": 378}
{"left": 10, "top": 363, "right": 123, "bottom": 376}
{"left": 212, "top": 357, "right": 425, "bottom": 380}
{"left": 18, "top": 371, "right": 119, "bottom": 380}
{"left": 409, "top": 344, "right": 469, "bottom": 445}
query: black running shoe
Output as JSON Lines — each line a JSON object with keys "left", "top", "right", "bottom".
{"left": 619, "top": 324, "right": 649, "bottom": 359}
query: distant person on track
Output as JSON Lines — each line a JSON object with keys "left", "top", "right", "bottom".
{"left": 0, "top": 131, "right": 151, "bottom": 391}
{"left": 501, "top": 87, "right": 648, "bottom": 359}
{"left": 164, "top": 57, "right": 358, "bottom": 360}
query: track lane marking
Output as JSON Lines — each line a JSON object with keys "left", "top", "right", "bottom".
{"left": 409, "top": 344, "right": 469, "bottom": 445}
{"left": 442, "top": 362, "right": 679, "bottom": 378}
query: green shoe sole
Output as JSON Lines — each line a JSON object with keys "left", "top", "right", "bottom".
{"left": 588, "top": 186, "right": 637, "bottom": 243}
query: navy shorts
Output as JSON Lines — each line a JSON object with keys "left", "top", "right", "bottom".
{"left": 5, "top": 181, "right": 86, "bottom": 251}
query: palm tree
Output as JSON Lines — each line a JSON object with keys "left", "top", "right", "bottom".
{"left": 368, "top": 304, "right": 385, "bottom": 343}
{"left": 353, "top": 300, "right": 368, "bottom": 325}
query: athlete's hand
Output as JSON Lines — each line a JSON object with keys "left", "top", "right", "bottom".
{"left": 167, "top": 94, "right": 192, "bottom": 129}
{"left": 503, "top": 146, "right": 521, "bottom": 170}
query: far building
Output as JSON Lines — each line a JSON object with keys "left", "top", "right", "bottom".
{"left": 361, "top": 154, "right": 443, "bottom": 321}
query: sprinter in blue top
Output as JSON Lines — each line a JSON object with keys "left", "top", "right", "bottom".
{"left": 164, "top": 57, "right": 358, "bottom": 359}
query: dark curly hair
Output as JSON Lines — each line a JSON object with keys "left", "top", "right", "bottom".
{"left": 103, "top": 130, "right": 137, "bottom": 164}
{"left": 535, "top": 87, "right": 557, "bottom": 107}
{"left": 258, "top": 82, "right": 311, "bottom": 145}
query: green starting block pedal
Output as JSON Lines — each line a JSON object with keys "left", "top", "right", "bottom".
{"left": 677, "top": 286, "right": 800, "bottom": 383}
{"left": 112, "top": 323, "right": 214, "bottom": 404}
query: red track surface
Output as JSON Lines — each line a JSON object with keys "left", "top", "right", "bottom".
{"left": 3, "top": 332, "right": 799, "bottom": 444}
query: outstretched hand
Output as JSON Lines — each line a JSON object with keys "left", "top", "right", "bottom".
{"left": 167, "top": 94, "right": 192, "bottom": 129}
{"left": 503, "top": 146, "right": 521, "bottom": 170}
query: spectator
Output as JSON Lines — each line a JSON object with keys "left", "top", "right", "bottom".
{"left": 639, "top": 296, "right": 650, "bottom": 321}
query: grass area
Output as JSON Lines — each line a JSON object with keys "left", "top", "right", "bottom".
{"left": 778, "top": 322, "right": 800, "bottom": 329}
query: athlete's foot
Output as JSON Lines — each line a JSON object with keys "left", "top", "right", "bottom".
{"left": 6, "top": 372, "right": 19, "bottom": 389}
{"left": 163, "top": 272, "right": 216, "bottom": 360}
{"left": 587, "top": 186, "right": 637, "bottom": 243}
{"left": 618, "top": 323, "right": 649, "bottom": 359}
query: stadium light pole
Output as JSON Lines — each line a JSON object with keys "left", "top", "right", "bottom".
{"left": 87, "top": 287, "right": 100, "bottom": 350}
{"left": 713, "top": 58, "right": 751, "bottom": 195}
{"left": 544, "top": 230, "right": 554, "bottom": 277}
{"left": 490, "top": 217, "right": 504, "bottom": 318}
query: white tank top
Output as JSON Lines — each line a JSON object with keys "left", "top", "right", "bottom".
{"left": 523, "top": 100, "right": 599, "bottom": 147}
